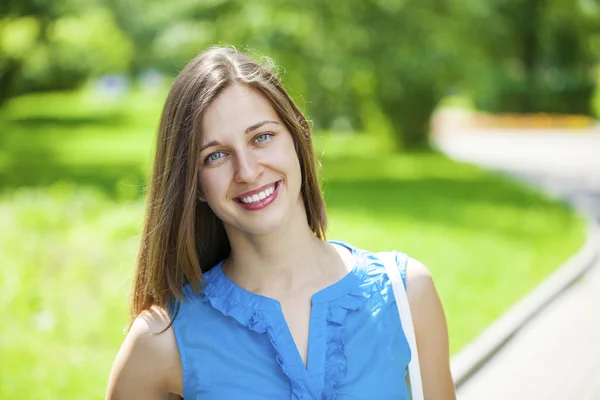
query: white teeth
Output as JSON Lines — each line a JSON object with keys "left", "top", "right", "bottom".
{"left": 239, "top": 183, "right": 277, "bottom": 204}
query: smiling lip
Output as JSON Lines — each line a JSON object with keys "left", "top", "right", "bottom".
{"left": 236, "top": 181, "right": 279, "bottom": 199}
{"left": 235, "top": 181, "right": 281, "bottom": 211}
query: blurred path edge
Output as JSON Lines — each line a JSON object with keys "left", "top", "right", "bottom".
{"left": 432, "top": 110, "right": 600, "bottom": 395}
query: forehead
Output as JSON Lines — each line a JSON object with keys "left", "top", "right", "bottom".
{"left": 201, "top": 84, "right": 280, "bottom": 140}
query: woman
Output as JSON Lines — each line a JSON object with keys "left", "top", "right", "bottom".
{"left": 106, "top": 46, "right": 455, "bottom": 399}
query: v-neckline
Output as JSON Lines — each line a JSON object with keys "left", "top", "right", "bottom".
{"left": 207, "top": 241, "right": 362, "bottom": 394}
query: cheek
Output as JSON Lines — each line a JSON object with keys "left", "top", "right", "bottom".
{"left": 198, "top": 170, "right": 226, "bottom": 202}
{"left": 288, "top": 145, "right": 303, "bottom": 180}
{"left": 276, "top": 135, "right": 302, "bottom": 175}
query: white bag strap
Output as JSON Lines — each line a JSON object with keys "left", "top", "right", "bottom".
{"left": 381, "top": 252, "right": 424, "bottom": 400}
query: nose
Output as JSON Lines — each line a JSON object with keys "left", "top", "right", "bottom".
{"left": 233, "top": 150, "right": 262, "bottom": 184}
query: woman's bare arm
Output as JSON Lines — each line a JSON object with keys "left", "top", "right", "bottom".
{"left": 406, "top": 258, "right": 456, "bottom": 399}
{"left": 106, "top": 307, "right": 183, "bottom": 400}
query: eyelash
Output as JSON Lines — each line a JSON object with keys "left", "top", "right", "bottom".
{"left": 203, "top": 132, "right": 275, "bottom": 165}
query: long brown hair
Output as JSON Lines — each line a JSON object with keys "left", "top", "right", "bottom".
{"left": 130, "top": 46, "right": 327, "bottom": 322}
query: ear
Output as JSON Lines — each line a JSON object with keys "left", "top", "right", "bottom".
{"left": 197, "top": 192, "right": 206, "bottom": 202}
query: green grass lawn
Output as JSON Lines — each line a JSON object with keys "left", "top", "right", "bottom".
{"left": 0, "top": 90, "right": 585, "bottom": 399}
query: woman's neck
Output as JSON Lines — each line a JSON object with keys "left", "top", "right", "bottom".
{"left": 223, "top": 210, "right": 350, "bottom": 299}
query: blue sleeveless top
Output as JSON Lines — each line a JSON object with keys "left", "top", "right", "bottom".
{"left": 172, "top": 242, "right": 411, "bottom": 399}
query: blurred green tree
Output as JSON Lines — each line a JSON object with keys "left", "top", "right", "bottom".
{"left": 470, "top": 0, "right": 600, "bottom": 115}
{"left": 98, "top": 0, "right": 481, "bottom": 149}
{"left": 104, "top": 0, "right": 235, "bottom": 76}
{"left": 3, "top": 0, "right": 599, "bottom": 147}
{"left": 0, "top": 0, "right": 133, "bottom": 107}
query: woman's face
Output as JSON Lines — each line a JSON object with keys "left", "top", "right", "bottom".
{"left": 197, "top": 84, "right": 303, "bottom": 236}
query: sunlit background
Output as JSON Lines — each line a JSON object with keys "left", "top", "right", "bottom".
{"left": 1, "top": 0, "right": 597, "bottom": 398}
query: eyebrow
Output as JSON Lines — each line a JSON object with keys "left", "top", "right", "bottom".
{"left": 199, "top": 120, "right": 280, "bottom": 152}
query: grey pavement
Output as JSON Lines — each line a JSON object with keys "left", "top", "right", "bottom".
{"left": 433, "top": 127, "right": 600, "bottom": 399}
{"left": 433, "top": 129, "right": 600, "bottom": 220}
{"left": 457, "top": 255, "right": 600, "bottom": 399}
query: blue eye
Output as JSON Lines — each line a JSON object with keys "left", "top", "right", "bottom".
{"left": 254, "top": 133, "right": 273, "bottom": 144}
{"left": 205, "top": 151, "right": 225, "bottom": 164}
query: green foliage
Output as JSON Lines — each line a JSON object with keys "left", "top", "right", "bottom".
{"left": 469, "top": 0, "right": 600, "bottom": 115}
{"left": 3, "top": 0, "right": 600, "bottom": 145}
{"left": 48, "top": 9, "right": 133, "bottom": 74}
{"left": 0, "top": 3, "right": 133, "bottom": 105}
{"left": 0, "top": 185, "right": 142, "bottom": 399}
{"left": 0, "top": 88, "right": 163, "bottom": 196}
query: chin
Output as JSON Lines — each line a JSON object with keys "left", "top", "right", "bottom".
{"left": 234, "top": 211, "right": 291, "bottom": 236}
{"left": 221, "top": 198, "right": 301, "bottom": 236}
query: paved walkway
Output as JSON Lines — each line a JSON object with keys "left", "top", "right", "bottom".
{"left": 433, "top": 129, "right": 600, "bottom": 220}
{"left": 433, "top": 127, "right": 600, "bottom": 399}
{"left": 458, "top": 255, "right": 600, "bottom": 399}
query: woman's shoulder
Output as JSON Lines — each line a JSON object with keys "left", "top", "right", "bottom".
{"left": 129, "top": 307, "right": 181, "bottom": 371}
{"left": 334, "top": 240, "right": 434, "bottom": 292}
{"left": 333, "top": 240, "right": 410, "bottom": 275}
{"left": 106, "top": 306, "right": 182, "bottom": 398}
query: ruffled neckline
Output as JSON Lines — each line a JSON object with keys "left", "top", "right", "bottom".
{"left": 199, "top": 241, "right": 386, "bottom": 400}
{"left": 202, "top": 242, "right": 365, "bottom": 306}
